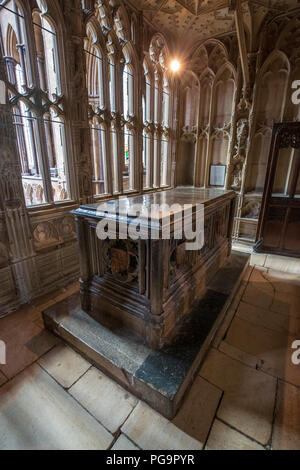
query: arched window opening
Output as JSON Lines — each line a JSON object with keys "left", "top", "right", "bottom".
{"left": 12, "top": 109, "right": 46, "bottom": 205}
{"left": 90, "top": 121, "right": 107, "bottom": 196}
{"left": 145, "top": 75, "right": 152, "bottom": 123}
{"left": 109, "top": 56, "right": 116, "bottom": 113}
{"left": 154, "top": 70, "right": 162, "bottom": 124}
{"left": 123, "top": 63, "right": 134, "bottom": 118}
{"left": 143, "top": 131, "right": 152, "bottom": 189}
{"left": 84, "top": 27, "right": 105, "bottom": 110}
{"left": 162, "top": 77, "right": 170, "bottom": 127}
{"left": 33, "top": 13, "right": 61, "bottom": 100}
{"left": 123, "top": 64, "right": 129, "bottom": 119}
{"left": 43, "top": 111, "right": 69, "bottom": 202}
{"left": 123, "top": 124, "right": 135, "bottom": 191}
{"left": 122, "top": 59, "right": 136, "bottom": 191}
{"left": 85, "top": 23, "right": 109, "bottom": 196}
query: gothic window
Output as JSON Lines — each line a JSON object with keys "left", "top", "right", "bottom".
{"left": 2, "top": 1, "right": 69, "bottom": 206}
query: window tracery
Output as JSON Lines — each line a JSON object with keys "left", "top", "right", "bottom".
{"left": 2, "top": 0, "right": 69, "bottom": 207}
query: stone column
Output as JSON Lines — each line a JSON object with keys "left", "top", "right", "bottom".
{"left": 62, "top": 0, "right": 94, "bottom": 204}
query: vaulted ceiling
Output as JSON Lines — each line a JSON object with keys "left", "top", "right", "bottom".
{"left": 128, "top": 0, "right": 300, "bottom": 43}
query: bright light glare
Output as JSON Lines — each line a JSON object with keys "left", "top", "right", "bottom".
{"left": 170, "top": 60, "right": 180, "bottom": 72}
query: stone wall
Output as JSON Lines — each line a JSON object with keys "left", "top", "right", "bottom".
{"left": 0, "top": 0, "right": 299, "bottom": 315}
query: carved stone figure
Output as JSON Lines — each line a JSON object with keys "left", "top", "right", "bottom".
{"left": 230, "top": 118, "right": 249, "bottom": 190}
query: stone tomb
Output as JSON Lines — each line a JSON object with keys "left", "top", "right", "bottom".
{"left": 44, "top": 188, "right": 249, "bottom": 418}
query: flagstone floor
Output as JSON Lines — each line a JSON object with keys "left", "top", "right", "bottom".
{"left": 0, "top": 253, "right": 299, "bottom": 450}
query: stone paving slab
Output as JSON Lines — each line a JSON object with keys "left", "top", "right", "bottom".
{"left": 0, "top": 364, "right": 114, "bottom": 450}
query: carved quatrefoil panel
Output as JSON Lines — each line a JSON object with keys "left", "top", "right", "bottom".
{"left": 102, "top": 239, "right": 139, "bottom": 283}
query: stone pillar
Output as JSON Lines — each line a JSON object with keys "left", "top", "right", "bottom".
{"left": 62, "top": 0, "right": 94, "bottom": 204}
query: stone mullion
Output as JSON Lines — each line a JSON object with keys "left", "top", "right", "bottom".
{"left": 169, "top": 78, "right": 179, "bottom": 188}
{"left": 35, "top": 115, "right": 53, "bottom": 203}
{"left": 153, "top": 129, "right": 162, "bottom": 188}
{"left": 111, "top": 118, "right": 123, "bottom": 194}
{"left": 91, "top": 124, "right": 101, "bottom": 195}
{"left": 135, "top": 63, "right": 143, "bottom": 193}
{"left": 101, "top": 121, "right": 113, "bottom": 195}
{"left": 145, "top": 129, "right": 154, "bottom": 189}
